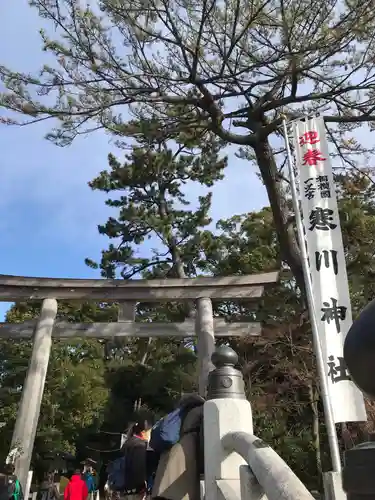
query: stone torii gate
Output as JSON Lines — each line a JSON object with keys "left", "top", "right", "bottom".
{"left": 0, "top": 271, "right": 278, "bottom": 490}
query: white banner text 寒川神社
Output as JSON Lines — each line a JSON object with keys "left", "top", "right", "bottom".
{"left": 291, "top": 116, "right": 366, "bottom": 423}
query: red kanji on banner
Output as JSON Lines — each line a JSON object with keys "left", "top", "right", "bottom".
{"left": 299, "top": 130, "right": 320, "bottom": 146}
{"left": 303, "top": 149, "right": 326, "bottom": 166}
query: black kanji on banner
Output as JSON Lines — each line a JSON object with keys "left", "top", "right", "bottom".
{"left": 321, "top": 297, "right": 347, "bottom": 333}
{"left": 327, "top": 355, "right": 351, "bottom": 384}
{"left": 304, "top": 176, "right": 332, "bottom": 200}
{"left": 315, "top": 250, "right": 338, "bottom": 275}
{"left": 309, "top": 208, "right": 337, "bottom": 231}
{"left": 317, "top": 175, "right": 331, "bottom": 198}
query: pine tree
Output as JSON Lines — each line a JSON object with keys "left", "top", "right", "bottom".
{"left": 86, "top": 122, "right": 226, "bottom": 283}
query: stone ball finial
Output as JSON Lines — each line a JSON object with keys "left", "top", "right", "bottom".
{"left": 207, "top": 345, "right": 244, "bottom": 400}
{"left": 211, "top": 345, "right": 238, "bottom": 368}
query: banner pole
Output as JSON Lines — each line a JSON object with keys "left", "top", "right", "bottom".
{"left": 282, "top": 118, "right": 342, "bottom": 472}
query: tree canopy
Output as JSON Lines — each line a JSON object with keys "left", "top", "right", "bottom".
{"left": 85, "top": 122, "right": 226, "bottom": 282}
{"left": 2, "top": 0, "right": 375, "bottom": 287}
{"left": 0, "top": 299, "right": 197, "bottom": 472}
{"left": 0, "top": 335, "right": 108, "bottom": 471}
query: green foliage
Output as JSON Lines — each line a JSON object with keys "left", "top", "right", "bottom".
{"left": 6, "top": 300, "right": 119, "bottom": 324}
{"left": 0, "top": 336, "right": 108, "bottom": 465}
{"left": 337, "top": 172, "right": 375, "bottom": 315}
{"left": 104, "top": 344, "right": 197, "bottom": 429}
{"left": 0, "top": 300, "right": 197, "bottom": 467}
{"left": 86, "top": 125, "right": 226, "bottom": 280}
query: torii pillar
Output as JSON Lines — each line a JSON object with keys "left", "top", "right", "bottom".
{"left": 10, "top": 299, "right": 57, "bottom": 490}
{"left": 196, "top": 297, "right": 215, "bottom": 397}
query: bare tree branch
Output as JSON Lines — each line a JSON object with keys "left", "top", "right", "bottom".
{"left": 2, "top": 0, "right": 375, "bottom": 285}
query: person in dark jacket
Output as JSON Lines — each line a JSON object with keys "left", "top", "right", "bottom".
{"left": 38, "top": 472, "right": 60, "bottom": 500}
{"left": 0, "top": 464, "right": 23, "bottom": 500}
{"left": 120, "top": 422, "right": 149, "bottom": 499}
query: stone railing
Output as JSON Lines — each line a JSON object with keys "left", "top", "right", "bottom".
{"left": 221, "top": 431, "right": 314, "bottom": 500}
{"left": 203, "top": 346, "right": 314, "bottom": 500}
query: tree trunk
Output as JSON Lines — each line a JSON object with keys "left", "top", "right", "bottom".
{"left": 253, "top": 138, "right": 304, "bottom": 290}
{"left": 132, "top": 186, "right": 194, "bottom": 413}
{"left": 158, "top": 190, "right": 187, "bottom": 278}
{"left": 158, "top": 188, "right": 195, "bottom": 317}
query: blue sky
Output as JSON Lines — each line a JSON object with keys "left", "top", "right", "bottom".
{"left": 0, "top": 1, "right": 268, "bottom": 321}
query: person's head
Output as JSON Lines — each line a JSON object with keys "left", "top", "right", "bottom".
{"left": 128, "top": 421, "right": 146, "bottom": 437}
{"left": 66, "top": 469, "right": 74, "bottom": 479}
{"left": 84, "top": 460, "right": 95, "bottom": 473}
{"left": 73, "top": 469, "right": 82, "bottom": 477}
{"left": 177, "top": 393, "right": 205, "bottom": 409}
{"left": 43, "top": 471, "right": 53, "bottom": 482}
{"left": 2, "top": 464, "right": 15, "bottom": 476}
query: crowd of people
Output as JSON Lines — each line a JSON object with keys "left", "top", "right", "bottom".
{"left": 0, "top": 464, "right": 99, "bottom": 500}
{"left": 0, "top": 393, "right": 205, "bottom": 500}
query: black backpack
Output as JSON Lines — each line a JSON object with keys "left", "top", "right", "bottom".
{"left": 107, "top": 457, "right": 127, "bottom": 492}
{"left": 121, "top": 437, "right": 148, "bottom": 492}
{"left": 0, "top": 474, "right": 16, "bottom": 500}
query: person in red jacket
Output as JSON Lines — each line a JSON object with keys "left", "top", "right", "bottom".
{"left": 64, "top": 470, "right": 89, "bottom": 500}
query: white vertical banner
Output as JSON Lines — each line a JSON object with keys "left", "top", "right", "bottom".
{"left": 291, "top": 116, "right": 366, "bottom": 423}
